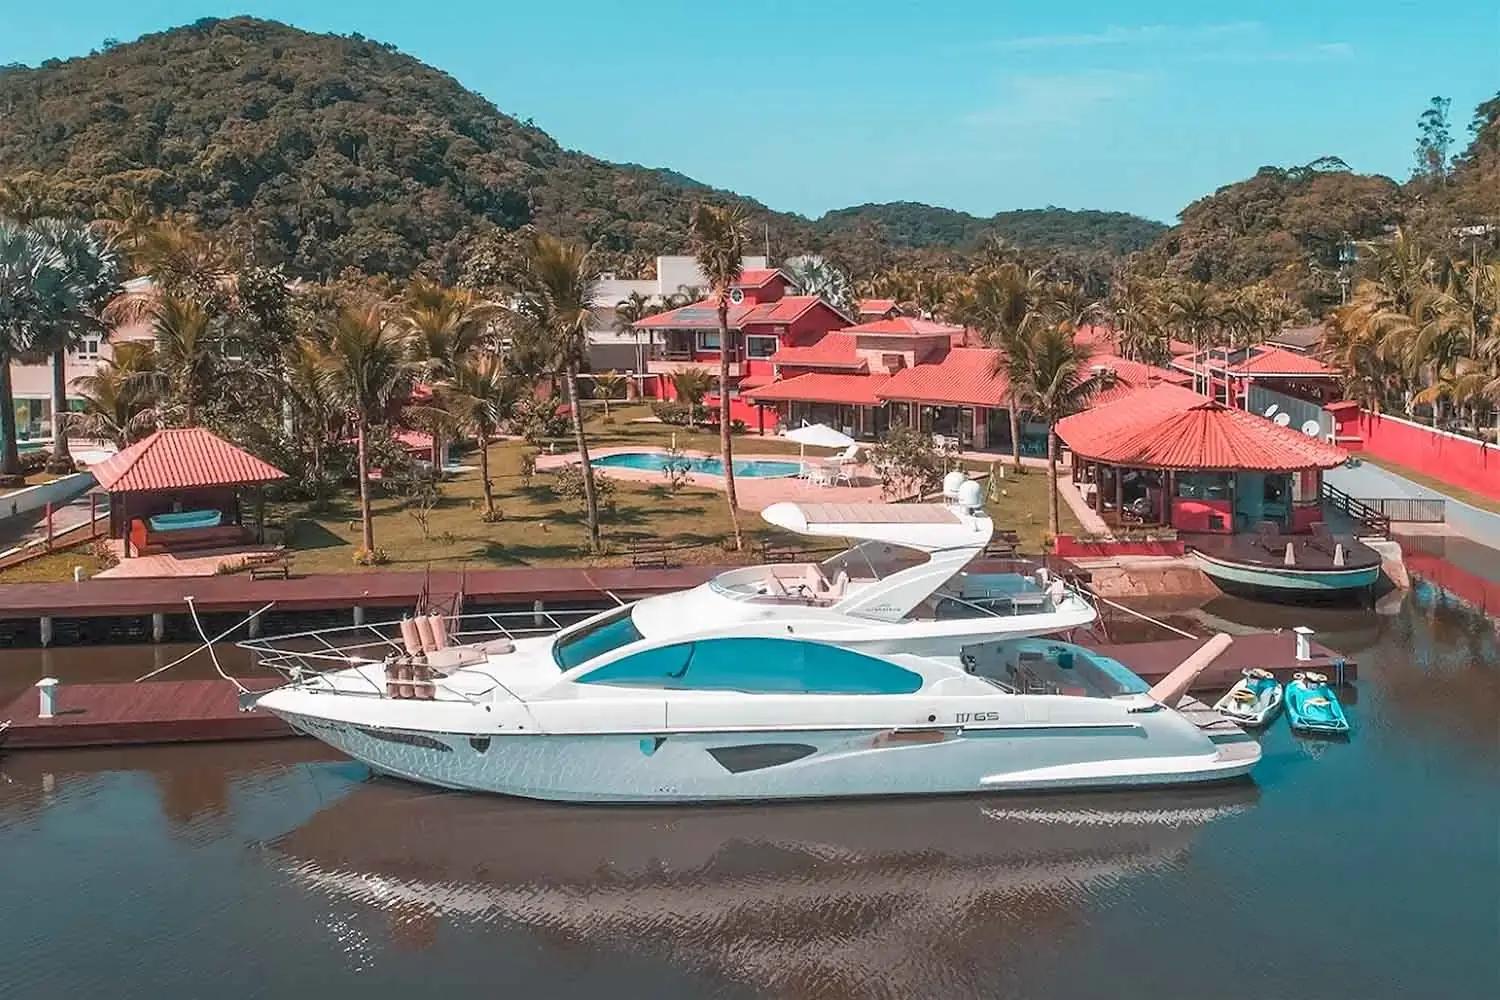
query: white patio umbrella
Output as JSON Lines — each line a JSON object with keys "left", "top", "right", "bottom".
{"left": 781, "top": 422, "right": 857, "bottom": 475}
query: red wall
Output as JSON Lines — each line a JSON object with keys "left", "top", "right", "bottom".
{"left": 1350, "top": 411, "right": 1500, "bottom": 501}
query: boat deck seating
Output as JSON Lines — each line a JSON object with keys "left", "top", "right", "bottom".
{"left": 130, "top": 517, "right": 249, "bottom": 555}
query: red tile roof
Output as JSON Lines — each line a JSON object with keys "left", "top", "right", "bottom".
{"left": 744, "top": 372, "right": 892, "bottom": 406}
{"left": 635, "top": 295, "right": 845, "bottom": 330}
{"left": 877, "top": 348, "right": 1010, "bottom": 407}
{"left": 843, "top": 316, "right": 963, "bottom": 337}
{"left": 1056, "top": 383, "right": 1347, "bottom": 471}
{"left": 770, "top": 332, "right": 866, "bottom": 370}
{"left": 734, "top": 268, "right": 783, "bottom": 289}
{"left": 857, "top": 298, "right": 897, "bottom": 315}
{"left": 1174, "top": 345, "right": 1335, "bottom": 378}
{"left": 92, "top": 428, "right": 288, "bottom": 493}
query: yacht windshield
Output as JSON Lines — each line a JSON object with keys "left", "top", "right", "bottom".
{"left": 552, "top": 606, "right": 643, "bottom": 669}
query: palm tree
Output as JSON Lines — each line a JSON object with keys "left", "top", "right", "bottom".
{"left": 400, "top": 279, "right": 497, "bottom": 374}
{"left": 1109, "top": 275, "right": 1168, "bottom": 365}
{"left": 514, "top": 234, "right": 603, "bottom": 553}
{"left": 1165, "top": 281, "right": 1223, "bottom": 396}
{"left": 669, "top": 367, "right": 713, "bottom": 426}
{"left": 439, "top": 355, "right": 522, "bottom": 518}
{"left": 313, "top": 306, "right": 417, "bottom": 554}
{"left": 0, "top": 220, "right": 71, "bottom": 476}
{"left": 614, "top": 290, "right": 656, "bottom": 382}
{"left": 399, "top": 279, "right": 498, "bottom": 465}
{"left": 592, "top": 370, "right": 625, "bottom": 418}
{"left": 690, "top": 203, "right": 751, "bottom": 551}
{"left": 1015, "top": 325, "right": 1100, "bottom": 541}
{"left": 64, "top": 341, "right": 159, "bottom": 448}
{"left": 25, "top": 218, "right": 125, "bottom": 470}
{"left": 960, "top": 264, "right": 1052, "bottom": 470}
{"left": 150, "top": 293, "right": 217, "bottom": 425}
{"left": 282, "top": 337, "right": 338, "bottom": 493}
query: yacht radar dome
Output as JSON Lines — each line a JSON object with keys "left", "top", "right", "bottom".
{"left": 956, "top": 480, "right": 983, "bottom": 512}
{"left": 942, "top": 470, "right": 967, "bottom": 498}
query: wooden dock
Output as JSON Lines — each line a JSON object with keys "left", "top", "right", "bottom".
{"left": 1087, "top": 630, "right": 1357, "bottom": 690}
{"left": 0, "top": 679, "right": 292, "bottom": 749}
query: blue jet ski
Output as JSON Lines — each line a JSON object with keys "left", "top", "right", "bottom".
{"left": 1212, "top": 668, "right": 1283, "bottom": 728}
{"left": 1285, "top": 671, "right": 1350, "bottom": 735}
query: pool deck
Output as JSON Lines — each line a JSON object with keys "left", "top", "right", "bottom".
{"left": 537, "top": 445, "right": 887, "bottom": 510}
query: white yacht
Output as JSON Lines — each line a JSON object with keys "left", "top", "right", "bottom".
{"left": 249, "top": 482, "right": 1259, "bottom": 802}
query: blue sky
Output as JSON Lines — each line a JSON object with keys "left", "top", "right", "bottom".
{"left": 4, "top": 1, "right": 1496, "bottom": 222}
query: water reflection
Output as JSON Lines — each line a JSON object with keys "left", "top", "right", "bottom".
{"left": 269, "top": 782, "right": 1257, "bottom": 997}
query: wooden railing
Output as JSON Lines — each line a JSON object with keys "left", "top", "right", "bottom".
{"left": 1320, "top": 482, "right": 1392, "bottom": 538}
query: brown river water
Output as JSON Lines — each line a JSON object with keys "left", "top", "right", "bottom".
{"left": 0, "top": 585, "right": 1496, "bottom": 999}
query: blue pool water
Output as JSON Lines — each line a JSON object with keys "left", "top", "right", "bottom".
{"left": 593, "top": 451, "right": 802, "bottom": 478}
{"left": 148, "top": 509, "right": 223, "bottom": 531}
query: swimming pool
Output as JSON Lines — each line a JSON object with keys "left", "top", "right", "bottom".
{"left": 592, "top": 452, "right": 802, "bottom": 478}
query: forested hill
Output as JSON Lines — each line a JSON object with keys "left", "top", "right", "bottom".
{"left": 814, "top": 202, "right": 1166, "bottom": 254}
{"left": 0, "top": 17, "right": 1163, "bottom": 281}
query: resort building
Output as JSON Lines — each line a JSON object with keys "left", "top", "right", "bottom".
{"left": 6, "top": 277, "right": 155, "bottom": 444}
{"left": 1171, "top": 344, "right": 1341, "bottom": 436}
{"left": 744, "top": 320, "right": 1190, "bottom": 449}
{"left": 633, "top": 267, "right": 854, "bottom": 426}
{"left": 586, "top": 254, "right": 768, "bottom": 373}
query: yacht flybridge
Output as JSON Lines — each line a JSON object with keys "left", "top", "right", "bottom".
{"left": 247, "top": 484, "right": 1260, "bottom": 802}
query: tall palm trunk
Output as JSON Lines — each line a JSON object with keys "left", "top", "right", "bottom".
{"left": 1046, "top": 430, "right": 1061, "bottom": 543}
{"left": 565, "top": 365, "right": 602, "bottom": 553}
{"left": 478, "top": 432, "right": 494, "bottom": 516}
{"left": 0, "top": 359, "right": 21, "bottom": 476}
{"left": 1008, "top": 392, "right": 1023, "bottom": 471}
{"left": 718, "top": 305, "right": 743, "bottom": 551}
{"left": 356, "top": 420, "right": 375, "bottom": 552}
{"left": 48, "top": 347, "right": 72, "bottom": 472}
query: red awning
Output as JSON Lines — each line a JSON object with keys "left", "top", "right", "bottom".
{"left": 91, "top": 428, "right": 289, "bottom": 492}
{"left": 744, "top": 373, "right": 891, "bottom": 406}
{"left": 1056, "top": 383, "right": 1348, "bottom": 471}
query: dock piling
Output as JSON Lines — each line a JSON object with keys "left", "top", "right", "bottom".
{"left": 1293, "top": 626, "right": 1315, "bottom": 662}
{"left": 36, "top": 677, "right": 59, "bottom": 719}
{"left": 151, "top": 612, "right": 166, "bottom": 644}
{"left": 39, "top": 615, "right": 53, "bottom": 647}
{"left": 353, "top": 605, "right": 366, "bottom": 626}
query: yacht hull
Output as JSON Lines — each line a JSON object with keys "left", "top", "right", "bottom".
{"left": 274, "top": 710, "right": 1258, "bottom": 803}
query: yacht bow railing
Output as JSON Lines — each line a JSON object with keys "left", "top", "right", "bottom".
{"left": 239, "top": 607, "right": 615, "bottom": 699}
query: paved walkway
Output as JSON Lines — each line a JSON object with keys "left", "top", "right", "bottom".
{"left": 1326, "top": 462, "right": 1500, "bottom": 549}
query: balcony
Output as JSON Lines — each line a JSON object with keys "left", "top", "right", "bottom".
{"left": 647, "top": 357, "right": 744, "bottom": 378}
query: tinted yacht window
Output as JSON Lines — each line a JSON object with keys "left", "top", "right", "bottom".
{"left": 551, "top": 606, "right": 644, "bottom": 669}
{"left": 578, "top": 637, "right": 921, "bottom": 694}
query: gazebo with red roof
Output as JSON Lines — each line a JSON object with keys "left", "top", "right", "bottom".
{"left": 92, "top": 428, "right": 289, "bottom": 557}
{"left": 1056, "top": 383, "right": 1348, "bottom": 534}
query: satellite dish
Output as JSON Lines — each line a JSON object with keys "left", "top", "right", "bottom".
{"left": 1264, "top": 404, "right": 1279, "bottom": 418}
{"left": 729, "top": 288, "right": 745, "bottom": 304}
{"left": 1301, "top": 420, "right": 1322, "bottom": 437}
{"left": 1274, "top": 412, "right": 1292, "bottom": 427}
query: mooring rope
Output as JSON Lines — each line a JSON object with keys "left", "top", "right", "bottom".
{"left": 133, "top": 600, "right": 277, "bottom": 682}
{"left": 1089, "top": 591, "right": 1200, "bottom": 640}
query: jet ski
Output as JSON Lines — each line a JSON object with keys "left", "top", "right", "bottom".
{"left": 1212, "top": 668, "right": 1283, "bottom": 728}
{"left": 1285, "top": 671, "right": 1350, "bottom": 735}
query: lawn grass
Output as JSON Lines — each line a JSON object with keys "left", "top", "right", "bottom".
{"left": 1358, "top": 455, "right": 1500, "bottom": 515}
{"left": 0, "top": 403, "right": 1072, "bottom": 581}
{"left": 0, "top": 543, "right": 104, "bottom": 582}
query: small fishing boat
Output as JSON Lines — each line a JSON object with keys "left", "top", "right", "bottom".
{"left": 1285, "top": 672, "right": 1350, "bottom": 735}
{"left": 1212, "top": 668, "right": 1283, "bottom": 728}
